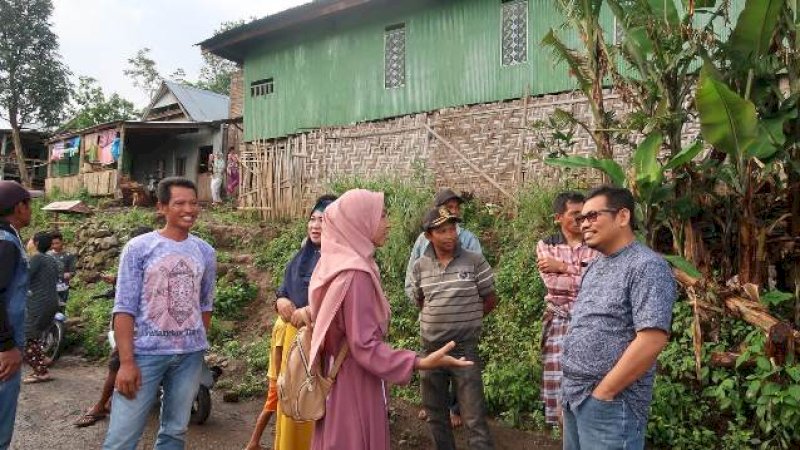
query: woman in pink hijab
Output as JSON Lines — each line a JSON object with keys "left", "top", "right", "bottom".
{"left": 308, "top": 189, "right": 471, "bottom": 450}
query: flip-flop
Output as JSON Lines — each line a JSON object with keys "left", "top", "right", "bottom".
{"left": 22, "top": 374, "right": 53, "bottom": 384}
{"left": 74, "top": 411, "right": 107, "bottom": 428}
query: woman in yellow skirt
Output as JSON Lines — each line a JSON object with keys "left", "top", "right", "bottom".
{"left": 272, "top": 195, "right": 337, "bottom": 450}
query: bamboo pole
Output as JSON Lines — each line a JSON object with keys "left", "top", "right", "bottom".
{"left": 423, "top": 123, "right": 516, "bottom": 202}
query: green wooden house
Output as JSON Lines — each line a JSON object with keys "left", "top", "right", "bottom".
{"left": 201, "top": 0, "right": 616, "bottom": 141}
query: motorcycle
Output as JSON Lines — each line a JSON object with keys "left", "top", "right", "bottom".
{"left": 40, "top": 305, "right": 67, "bottom": 362}
{"left": 190, "top": 364, "right": 222, "bottom": 425}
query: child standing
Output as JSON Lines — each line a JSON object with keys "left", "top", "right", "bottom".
{"left": 245, "top": 317, "right": 286, "bottom": 450}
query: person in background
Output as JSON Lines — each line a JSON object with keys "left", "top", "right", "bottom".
{"left": 226, "top": 146, "right": 240, "bottom": 201}
{"left": 74, "top": 226, "right": 153, "bottom": 428}
{"left": 405, "top": 188, "right": 482, "bottom": 427}
{"left": 271, "top": 194, "right": 337, "bottom": 450}
{"left": 561, "top": 186, "right": 677, "bottom": 450}
{"left": 309, "top": 189, "right": 473, "bottom": 450}
{"left": 209, "top": 151, "right": 225, "bottom": 205}
{"left": 49, "top": 231, "right": 76, "bottom": 305}
{"left": 0, "top": 181, "right": 36, "bottom": 449}
{"left": 536, "top": 192, "right": 598, "bottom": 428}
{"left": 22, "top": 232, "right": 60, "bottom": 384}
{"left": 409, "top": 207, "right": 498, "bottom": 450}
{"left": 102, "top": 178, "right": 216, "bottom": 450}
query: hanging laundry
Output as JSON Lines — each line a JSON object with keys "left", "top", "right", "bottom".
{"left": 87, "top": 144, "right": 99, "bottom": 162}
{"left": 50, "top": 141, "right": 65, "bottom": 161}
{"left": 64, "top": 136, "right": 81, "bottom": 157}
{"left": 110, "top": 137, "right": 121, "bottom": 161}
{"left": 98, "top": 129, "right": 117, "bottom": 165}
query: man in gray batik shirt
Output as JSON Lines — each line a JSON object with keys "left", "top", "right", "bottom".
{"left": 561, "top": 186, "right": 676, "bottom": 450}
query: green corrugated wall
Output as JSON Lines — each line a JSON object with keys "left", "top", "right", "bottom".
{"left": 241, "top": 0, "right": 608, "bottom": 140}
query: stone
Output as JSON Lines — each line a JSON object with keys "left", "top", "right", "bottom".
{"left": 222, "top": 391, "right": 240, "bottom": 403}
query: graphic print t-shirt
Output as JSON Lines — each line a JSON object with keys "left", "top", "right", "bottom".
{"left": 113, "top": 231, "right": 216, "bottom": 355}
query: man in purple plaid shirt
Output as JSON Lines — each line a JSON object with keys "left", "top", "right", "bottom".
{"left": 536, "top": 192, "right": 598, "bottom": 427}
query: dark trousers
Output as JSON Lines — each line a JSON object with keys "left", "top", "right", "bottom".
{"left": 421, "top": 345, "right": 493, "bottom": 450}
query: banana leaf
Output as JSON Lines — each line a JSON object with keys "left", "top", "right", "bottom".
{"left": 649, "top": 0, "right": 680, "bottom": 26}
{"left": 696, "top": 65, "right": 758, "bottom": 159}
{"left": 729, "top": 0, "right": 784, "bottom": 59}
{"left": 544, "top": 155, "right": 626, "bottom": 186}
{"left": 683, "top": 0, "right": 716, "bottom": 9}
{"left": 664, "top": 141, "right": 704, "bottom": 170}
{"left": 633, "top": 132, "right": 664, "bottom": 187}
{"left": 663, "top": 254, "right": 702, "bottom": 278}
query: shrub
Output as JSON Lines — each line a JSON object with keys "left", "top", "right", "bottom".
{"left": 214, "top": 277, "right": 258, "bottom": 320}
{"left": 65, "top": 282, "right": 115, "bottom": 359}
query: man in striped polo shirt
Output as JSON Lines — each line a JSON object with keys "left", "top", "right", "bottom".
{"left": 409, "top": 206, "right": 497, "bottom": 450}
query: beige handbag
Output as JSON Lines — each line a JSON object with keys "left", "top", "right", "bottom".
{"left": 277, "top": 326, "right": 348, "bottom": 422}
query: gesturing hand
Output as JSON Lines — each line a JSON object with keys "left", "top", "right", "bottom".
{"left": 416, "top": 341, "right": 474, "bottom": 370}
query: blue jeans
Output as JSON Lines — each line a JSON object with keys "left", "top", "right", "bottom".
{"left": 0, "top": 370, "right": 21, "bottom": 450}
{"left": 103, "top": 351, "right": 204, "bottom": 450}
{"left": 563, "top": 396, "right": 645, "bottom": 450}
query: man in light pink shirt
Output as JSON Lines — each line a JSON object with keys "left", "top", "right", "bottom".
{"left": 536, "top": 192, "right": 598, "bottom": 427}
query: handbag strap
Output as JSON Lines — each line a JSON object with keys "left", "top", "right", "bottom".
{"left": 328, "top": 343, "right": 349, "bottom": 380}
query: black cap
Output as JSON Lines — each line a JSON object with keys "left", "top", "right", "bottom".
{"left": 422, "top": 206, "right": 462, "bottom": 231}
{"left": 433, "top": 188, "right": 463, "bottom": 207}
{"left": 0, "top": 181, "right": 41, "bottom": 211}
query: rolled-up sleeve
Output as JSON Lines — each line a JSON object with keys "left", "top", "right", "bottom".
{"left": 113, "top": 242, "right": 143, "bottom": 317}
{"left": 475, "top": 255, "right": 495, "bottom": 298}
{"left": 631, "top": 259, "right": 676, "bottom": 333}
{"left": 200, "top": 245, "right": 216, "bottom": 312}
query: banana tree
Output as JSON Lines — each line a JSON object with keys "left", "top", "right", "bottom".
{"left": 542, "top": 0, "right": 616, "bottom": 181}
{"left": 695, "top": 0, "right": 798, "bottom": 286}
{"left": 545, "top": 132, "right": 703, "bottom": 247}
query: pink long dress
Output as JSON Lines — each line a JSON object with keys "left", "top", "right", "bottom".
{"left": 311, "top": 271, "right": 417, "bottom": 450}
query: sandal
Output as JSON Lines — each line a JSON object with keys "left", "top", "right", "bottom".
{"left": 22, "top": 374, "right": 53, "bottom": 384}
{"left": 74, "top": 411, "right": 107, "bottom": 428}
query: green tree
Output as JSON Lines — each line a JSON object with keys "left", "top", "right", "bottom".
{"left": 123, "top": 47, "right": 163, "bottom": 100}
{"left": 0, "top": 0, "right": 70, "bottom": 187}
{"left": 62, "top": 77, "right": 138, "bottom": 131}
{"left": 195, "top": 20, "right": 249, "bottom": 95}
{"left": 542, "top": 0, "right": 616, "bottom": 182}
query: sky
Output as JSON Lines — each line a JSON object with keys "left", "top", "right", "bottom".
{"left": 52, "top": 0, "right": 310, "bottom": 109}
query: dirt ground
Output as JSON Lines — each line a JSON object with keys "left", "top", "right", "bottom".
{"left": 12, "top": 356, "right": 560, "bottom": 450}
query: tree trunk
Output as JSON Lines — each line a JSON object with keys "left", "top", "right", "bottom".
{"left": 590, "top": 33, "right": 612, "bottom": 184}
{"left": 738, "top": 162, "right": 762, "bottom": 286}
{"left": 10, "top": 124, "right": 30, "bottom": 187}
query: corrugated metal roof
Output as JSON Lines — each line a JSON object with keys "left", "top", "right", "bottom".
{"left": 160, "top": 81, "right": 230, "bottom": 122}
{"left": 199, "top": 0, "right": 378, "bottom": 63}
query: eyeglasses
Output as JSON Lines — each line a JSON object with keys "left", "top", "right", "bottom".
{"left": 575, "top": 208, "right": 619, "bottom": 225}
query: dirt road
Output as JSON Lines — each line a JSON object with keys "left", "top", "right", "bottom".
{"left": 12, "top": 356, "right": 559, "bottom": 450}
{"left": 12, "top": 356, "right": 263, "bottom": 450}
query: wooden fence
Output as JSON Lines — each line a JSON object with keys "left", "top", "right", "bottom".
{"left": 45, "top": 169, "right": 118, "bottom": 196}
{"left": 237, "top": 138, "right": 307, "bottom": 219}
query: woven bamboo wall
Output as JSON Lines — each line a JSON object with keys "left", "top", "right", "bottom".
{"left": 239, "top": 90, "right": 702, "bottom": 218}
